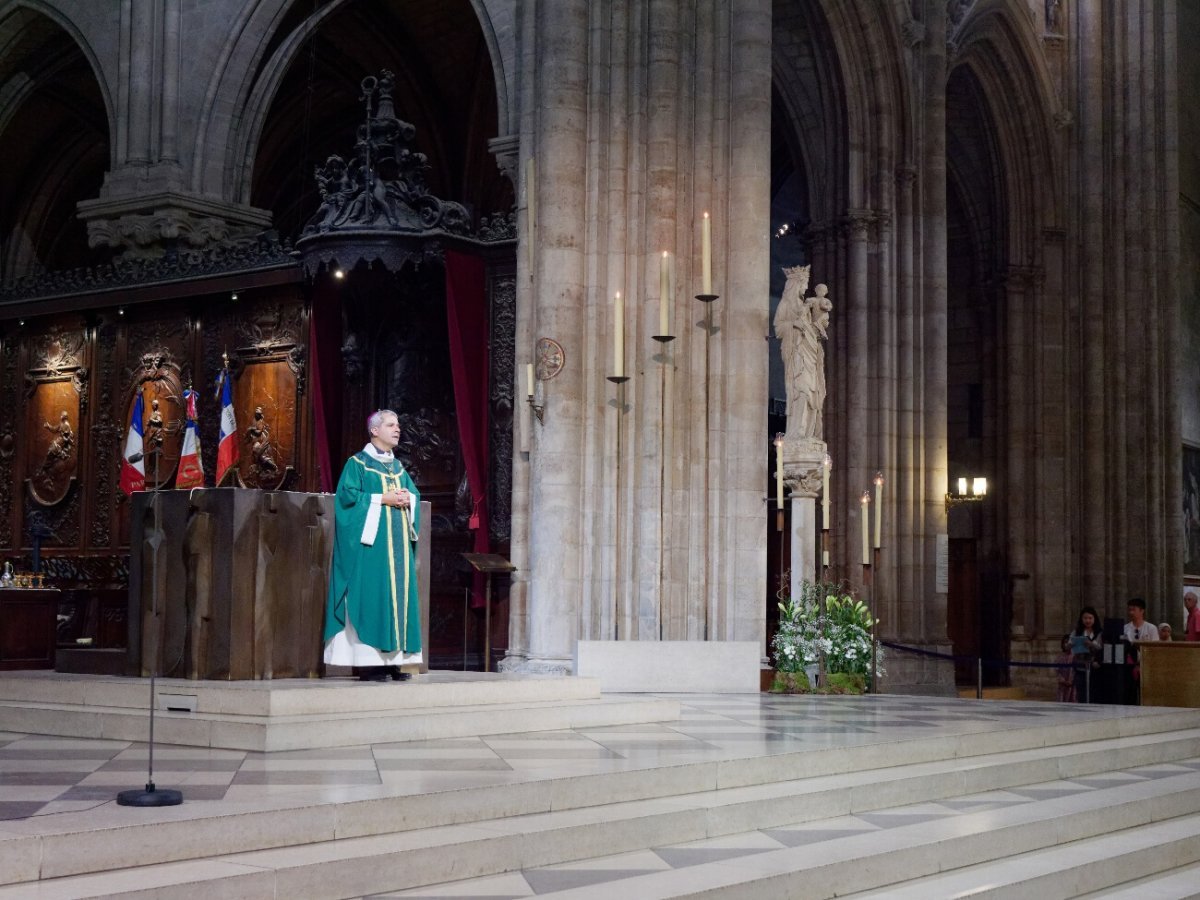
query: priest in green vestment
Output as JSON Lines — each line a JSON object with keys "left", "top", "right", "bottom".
{"left": 324, "top": 409, "right": 422, "bottom": 681}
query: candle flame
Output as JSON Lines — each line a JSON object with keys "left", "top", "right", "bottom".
{"left": 861, "top": 491, "right": 871, "bottom": 505}
{"left": 773, "top": 433, "right": 784, "bottom": 447}
{"left": 703, "top": 211, "right": 709, "bottom": 220}
{"left": 823, "top": 453, "right": 832, "bottom": 469}
{"left": 874, "top": 471, "right": 884, "bottom": 486}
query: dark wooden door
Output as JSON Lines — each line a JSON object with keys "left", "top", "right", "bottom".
{"left": 947, "top": 538, "right": 978, "bottom": 685}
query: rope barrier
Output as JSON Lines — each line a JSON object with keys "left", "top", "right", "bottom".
{"left": 879, "top": 640, "right": 1069, "bottom": 670}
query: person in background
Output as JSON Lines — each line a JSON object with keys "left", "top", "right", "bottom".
{"left": 1185, "top": 592, "right": 1200, "bottom": 642}
{"left": 1056, "top": 634, "right": 1076, "bottom": 703}
{"left": 1070, "top": 606, "right": 1103, "bottom": 703}
{"left": 1158, "top": 622, "right": 1173, "bottom": 641}
{"left": 1123, "top": 598, "right": 1159, "bottom": 643}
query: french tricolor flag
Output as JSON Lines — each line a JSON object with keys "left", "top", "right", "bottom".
{"left": 119, "top": 391, "right": 145, "bottom": 495}
{"left": 176, "top": 389, "right": 204, "bottom": 489}
{"left": 215, "top": 370, "right": 238, "bottom": 486}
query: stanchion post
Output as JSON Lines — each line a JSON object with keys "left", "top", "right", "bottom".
{"left": 976, "top": 657, "right": 983, "bottom": 700}
{"left": 1085, "top": 660, "right": 1091, "bottom": 704}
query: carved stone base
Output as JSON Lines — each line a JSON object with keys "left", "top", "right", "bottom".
{"left": 498, "top": 653, "right": 572, "bottom": 676}
{"left": 77, "top": 191, "right": 273, "bottom": 260}
{"left": 780, "top": 437, "right": 827, "bottom": 499}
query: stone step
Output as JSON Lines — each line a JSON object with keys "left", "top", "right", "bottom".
{"left": 5, "top": 715, "right": 1197, "bottom": 886}
{"left": 842, "top": 812, "right": 1200, "bottom": 898}
{"left": 0, "top": 671, "right": 679, "bottom": 751}
{"left": 1079, "top": 860, "right": 1200, "bottom": 898}
{"left": 0, "top": 671, "right": 604, "bottom": 715}
{"left": 0, "top": 694, "right": 680, "bottom": 751}
{"left": 4, "top": 725, "right": 1198, "bottom": 896}
{"left": 401, "top": 769, "right": 1200, "bottom": 900}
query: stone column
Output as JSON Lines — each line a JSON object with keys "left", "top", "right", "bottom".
{"left": 502, "top": 0, "right": 772, "bottom": 672}
{"left": 783, "top": 440, "right": 827, "bottom": 603}
{"left": 920, "top": 0, "right": 949, "bottom": 644}
{"left": 518, "top": 0, "right": 590, "bottom": 674}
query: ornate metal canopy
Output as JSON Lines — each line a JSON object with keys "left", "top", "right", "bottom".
{"left": 297, "top": 70, "right": 482, "bottom": 275}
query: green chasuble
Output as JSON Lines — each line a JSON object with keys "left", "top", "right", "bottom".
{"left": 323, "top": 450, "right": 421, "bottom": 654}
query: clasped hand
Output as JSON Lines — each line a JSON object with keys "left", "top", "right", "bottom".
{"left": 382, "top": 489, "right": 410, "bottom": 509}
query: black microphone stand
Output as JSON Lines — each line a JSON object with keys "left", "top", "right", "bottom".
{"left": 118, "top": 441, "right": 182, "bottom": 807}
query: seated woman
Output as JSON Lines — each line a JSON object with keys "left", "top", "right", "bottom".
{"left": 1070, "top": 606, "right": 1103, "bottom": 703}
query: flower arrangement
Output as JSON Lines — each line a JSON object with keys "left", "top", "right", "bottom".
{"left": 771, "top": 579, "right": 883, "bottom": 693}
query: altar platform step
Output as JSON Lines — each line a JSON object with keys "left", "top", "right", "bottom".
{"left": 0, "top": 671, "right": 679, "bottom": 751}
{"left": 1, "top": 705, "right": 1198, "bottom": 898}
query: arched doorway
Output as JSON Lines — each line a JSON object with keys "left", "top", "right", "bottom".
{"left": 248, "top": 0, "right": 515, "bottom": 670}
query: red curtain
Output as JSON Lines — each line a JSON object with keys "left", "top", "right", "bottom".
{"left": 445, "top": 249, "right": 490, "bottom": 607}
{"left": 309, "top": 275, "right": 343, "bottom": 493}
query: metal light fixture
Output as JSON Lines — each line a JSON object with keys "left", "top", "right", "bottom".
{"left": 946, "top": 475, "right": 988, "bottom": 508}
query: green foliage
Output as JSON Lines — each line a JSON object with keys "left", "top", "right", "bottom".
{"left": 771, "top": 578, "right": 883, "bottom": 684}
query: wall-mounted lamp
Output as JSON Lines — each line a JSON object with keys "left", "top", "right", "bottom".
{"left": 332, "top": 268, "right": 345, "bottom": 280}
{"left": 117, "top": 307, "right": 125, "bottom": 316}
{"left": 230, "top": 291, "right": 238, "bottom": 301}
{"left": 525, "top": 363, "right": 544, "bottom": 424}
{"left": 946, "top": 476, "right": 988, "bottom": 508}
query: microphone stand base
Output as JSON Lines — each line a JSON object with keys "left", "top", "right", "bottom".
{"left": 117, "top": 785, "right": 183, "bottom": 807}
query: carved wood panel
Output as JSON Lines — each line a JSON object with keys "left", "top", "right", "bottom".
{"left": 0, "top": 333, "right": 20, "bottom": 548}
{"left": 25, "top": 380, "right": 81, "bottom": 507}
{"left": 122, "top": 356, "right": 185, "bottom": 488}
{"left": 231, "top": 359, "right": 297, "bottom": 490}
{"left": 88, "top": 321, "right": 121, "bottom": 548}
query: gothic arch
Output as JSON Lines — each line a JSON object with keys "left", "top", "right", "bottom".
{"left": 0, "top": 2, "right": 111, "bottom": 281}
{"left": 190, "top": 0, "right": 513, "bottom": 206}
{"left": 771, "top": 0, "right": 911, "bottom": 224}
{"left": 945, "top": 1, "right": 1069, "bottom": 647}
{"left": 951, "top": 2, "right": 1063, "bottom": 259}
{"left": 0, "top": 0, "right": 114, "bottom": 159}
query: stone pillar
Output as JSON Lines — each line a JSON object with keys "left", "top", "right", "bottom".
{"left": 518, "top": 0, "right": 589, "bottom": 674}
{"left": 783, "top": 439, "right": 826, "bottom": 603}
{"left": 920, "top": 0, "right": 949, "bottom": 644}
{"left": 503, "top": 0, "right": 772, "bottom": 673}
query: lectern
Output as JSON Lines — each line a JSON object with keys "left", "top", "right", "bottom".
{"left": 461, "top": 553, "right": 515, "bottom": 672}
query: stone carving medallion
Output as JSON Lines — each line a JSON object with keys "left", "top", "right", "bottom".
{"left": 535, "top": 338, "right": 565, "bottom": 382}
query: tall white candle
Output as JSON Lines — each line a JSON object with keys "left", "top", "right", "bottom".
{"left": 874, "top": 472, "right": 884, "bottom": 549}
{"left": 774, "top": 435, "right": 784, "bottom": 508}
{"left": 822, "top": 453, "right": 831, "bottom": 531}
{"left": 701, "top": 212, "right": 712, "bottom": 295}
{"left": 526, "top": 363, "right": 534, "bottom": 399}
{"left": 659, "top": 251, "right": 670, "bottom": 335}
{"left": 861, "top": 491, "right": 871, "bottom": 565}
{"left": 526, "top": 158, "right": 536, "bottom": 276}
{"left": 613, "top": 291, "right": 624, "bottom": 377}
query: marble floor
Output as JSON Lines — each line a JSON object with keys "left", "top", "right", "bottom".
{"left": 0, "top": 692, "right": 1147, "bottom": 822}
{"left": 3, "top": 692, "right": 1199, "bottom": 898}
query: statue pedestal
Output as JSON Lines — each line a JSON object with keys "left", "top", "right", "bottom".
{"left": 782, "top": 437, "right": 828, "bottom": 597}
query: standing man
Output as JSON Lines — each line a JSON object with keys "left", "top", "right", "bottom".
{"left": 324, "top": 409, "right": 422, "bottom": 681}
{"left": 1124, "top": 598, "right": 1160, "bottom": 643}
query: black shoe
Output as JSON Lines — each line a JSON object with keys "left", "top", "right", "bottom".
{"left": 388, "top": 666, "right": 412, "bottom": 681}
{"left": 358, "top": 667, "right": 389, "bottom": 682}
